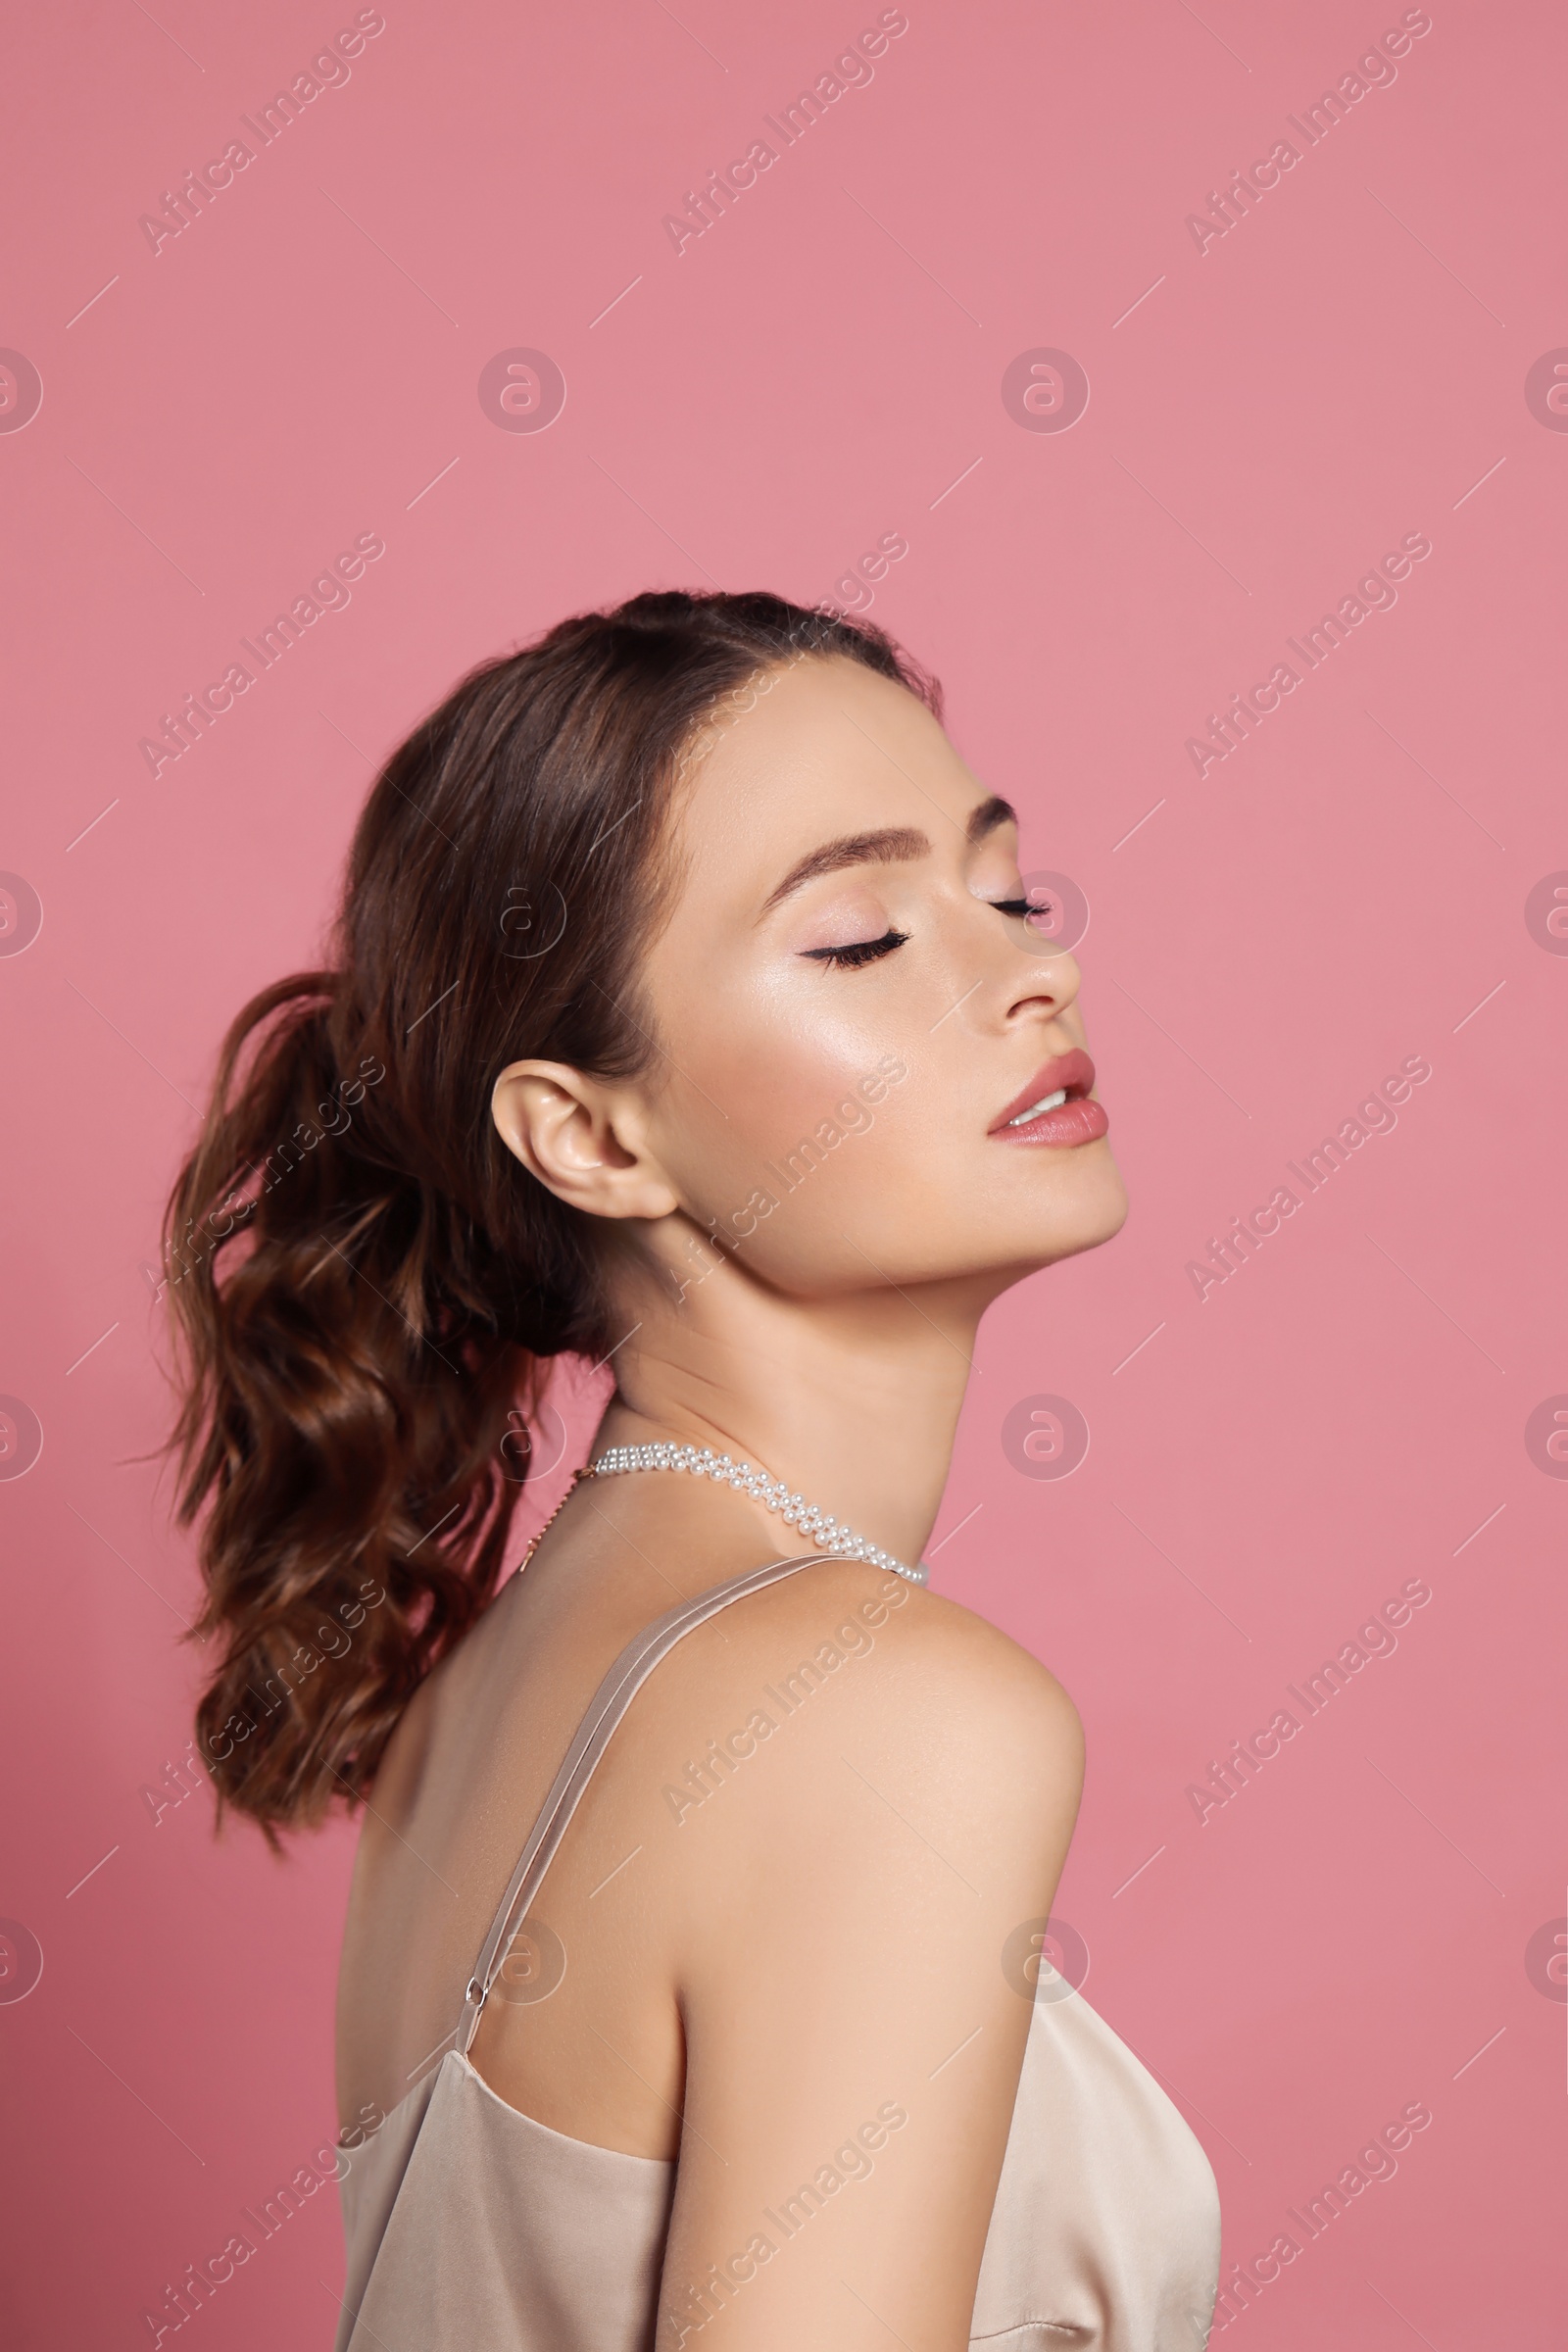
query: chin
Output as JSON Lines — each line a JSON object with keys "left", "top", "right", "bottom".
{"left": 1017, "top": 1143, "right": 1129, "bottom": 1267}
{"left": 931, "top": 1148, "right": 1128, "bottom": 1297}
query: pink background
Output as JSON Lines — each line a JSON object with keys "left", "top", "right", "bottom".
{"left": 2, "top": 0, "right": 1564, "bottom": 2342}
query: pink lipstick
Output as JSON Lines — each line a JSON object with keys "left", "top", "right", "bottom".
{"left": 990, "top": 1049, "right": 1108, "bottom": 1149}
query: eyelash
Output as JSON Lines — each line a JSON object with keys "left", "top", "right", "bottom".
{"left": 804, "top": 928, "right": 910, "bottom": 970}
{"left": 803, "top": 900, "right": 1034, "bottom": 971}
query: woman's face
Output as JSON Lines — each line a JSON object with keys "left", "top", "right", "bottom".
{"left": 628, "top": 653, "right": 1127, "bottom": 1299}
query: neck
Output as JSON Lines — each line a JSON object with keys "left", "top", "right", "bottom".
{"left": 595, "top": 1232, "right": 997, "bottom": 1571}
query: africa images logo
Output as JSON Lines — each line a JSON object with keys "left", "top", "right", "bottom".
{"left": 0, "top": 350, "right": 43, "bottom": 434}
{"left": 1002, "top": 1395, "right": 1090, "bottom": 1480}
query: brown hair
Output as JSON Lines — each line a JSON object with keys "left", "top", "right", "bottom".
{"left": 162, "top": 589, "right": 941, "bottom": 1840}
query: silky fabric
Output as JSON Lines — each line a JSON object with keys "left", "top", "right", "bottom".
{"left": 335, "top": 1556, "right": 1221, "bottom": 2350}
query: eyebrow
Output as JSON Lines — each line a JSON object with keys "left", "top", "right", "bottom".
{"left": 761, "top": 794, "right": 1017, "bottom": 913}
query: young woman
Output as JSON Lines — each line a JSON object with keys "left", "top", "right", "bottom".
{"left": 165, "top": 591, "right": 1220, "bottom": 2350}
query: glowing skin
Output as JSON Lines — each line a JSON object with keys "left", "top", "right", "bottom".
{"left": 633, "top": 652, "right": 1123, "bottom": 1294}
{"left": 489, "top": 652, "right": 1125, "bottom": 1573}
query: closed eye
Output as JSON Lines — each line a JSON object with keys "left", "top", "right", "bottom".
{"left": 801, "top": 928, "right": 908, "bottom": 971}
{"left": 803, "top": 898, "right": 1033, "bottom": 971}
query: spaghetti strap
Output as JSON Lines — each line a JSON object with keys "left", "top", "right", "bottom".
{"left": 341, "top": 1546, "right": 1223, "bottom": 2352}
{"left": 458, "top": 1552, "right": 837, "bottom": 2055}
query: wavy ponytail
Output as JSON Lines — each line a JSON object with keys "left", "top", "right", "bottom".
{"left": 161, "top": 589, "right": 941, "bottom": 1838}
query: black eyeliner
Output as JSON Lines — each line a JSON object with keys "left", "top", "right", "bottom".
{"left": 801, "top": 928, "right": 909, "bottom": 970}
{"left": 802, "top": 898, "right": 1033, "bottom": 971}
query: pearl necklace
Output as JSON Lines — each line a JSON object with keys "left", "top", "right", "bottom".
{"left": 584, "top": 1441, "right": 930, "bottom": 1586}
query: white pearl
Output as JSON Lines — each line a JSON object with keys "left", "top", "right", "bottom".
{"left": 582, "top": 1449, "right": 926, "bottom": 1585}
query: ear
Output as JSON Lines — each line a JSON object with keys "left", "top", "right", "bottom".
{"left": 490, "top": 1059, "right": 680, "bottom": 1222}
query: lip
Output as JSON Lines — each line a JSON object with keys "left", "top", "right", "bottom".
{"left": 989, "top": 1047, "right": 1108, "bottom": 1150}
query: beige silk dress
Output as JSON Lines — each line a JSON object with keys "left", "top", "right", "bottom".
{"left": 334, "top": 1554, "right": 1221, "bottom": 2350}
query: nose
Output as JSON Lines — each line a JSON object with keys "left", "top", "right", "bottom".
{"left": 942, "top": 892, "right": 1088, "bottom": 1039}
{"left": 1002, "top": 945, "right": 1084, "bottom": 1035}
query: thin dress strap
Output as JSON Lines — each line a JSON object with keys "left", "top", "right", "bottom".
{"left": 459, "top": 1552, "right": 837, "bottom": 2055}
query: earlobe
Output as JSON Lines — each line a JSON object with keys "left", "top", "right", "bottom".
{"left": 490, "top": 1060, "right": 679, "bottom": 1222}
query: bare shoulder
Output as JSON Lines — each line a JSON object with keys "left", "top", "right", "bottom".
{"left": 651, "top": 1558, "right": 1084, "bottom": 1893}
{"left": 653, "top": 1567, "right": 1086, "bottom": 2345}
{"left": 703, "top": 1554, "right": 1081, "bottom": 1741}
